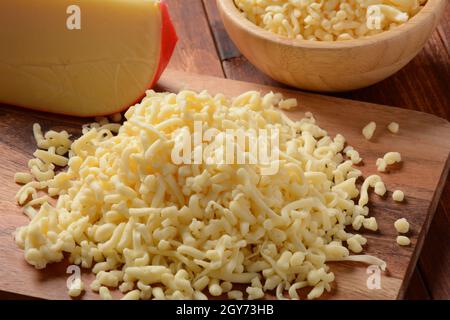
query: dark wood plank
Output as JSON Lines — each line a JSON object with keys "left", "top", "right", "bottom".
{"left": 436, "top": 2, "right": 449, "bottom": 54}
{"left": 223, "top": 56, "right": 282, "bottom": 86}
{"left": 404, "top": 269, "right": 431, "bottom": 300}
{"left": 205, "top": 0, "right": 450, "bottom": 300}
{"left": 0, "top": 292, "right": 38, "bottom": 300}
{"left": 203, "top": 0, "right": 240, "bottom": 60}
{"left": 418, "top": 177, "right": 450, "bottom": 299}
{"left": 337, "top": 29, "right": 449, "bottom": 120}
{"left": 164, "top": 0, "right": 224, "bottom": 77}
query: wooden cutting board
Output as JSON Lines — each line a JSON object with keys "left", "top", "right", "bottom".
{"left": 1, "top": 69, "right": 449, "bottom": 300}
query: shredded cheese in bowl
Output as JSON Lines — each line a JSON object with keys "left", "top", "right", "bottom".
{"left": 234, "top": 0, "right": 427, "bottom": 41}
{"left": 14, "top": 89, "right": 386, "bottom": 300}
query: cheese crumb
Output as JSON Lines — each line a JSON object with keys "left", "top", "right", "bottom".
{"left": 363, "top": 217, "right": 378, "bottom": 231}
{"left": 246, "top": 286, "right": 265, "bottom": 300}
{"left": 121, "top": 290, "right": 140, "bottom": 300}
{"left": 396, "top": 236, "right": 411, "bottom": 246}
{"left": 352, "top": 215, "right": 364, "bottom": 231}
{"left": 99, "top": 286, "right": 113, "bottom": 300}
{"left": 344, "top": 146, "right": 362, "bottom": 164}
{"left": 347, "top": 234, "right": 367, "bottom": 253}
{"left": 362, "top": 122, "right": 376, "bottom": 140}
{"left": 278, "top": 98, "right": 298, "bottom": 110}
{"left": 394, "top": 218, "right": 409, "bottom": 234}
{"left": 393, "top": 190, "right": 405, "bottom": 202}
{"left": 374, "top": 181, "right": 386, "bottom": 196}
{"left": 228, "top": 290, "right": 244, "bottom": 300}
{"left": 377, "top": 152, "right": 402, "bottom": 172}
{"left": 14, "top": 172, "right": 33, "bottom": 185}
{"left": 387, "top": 122, "right": 400, "bottom": 133}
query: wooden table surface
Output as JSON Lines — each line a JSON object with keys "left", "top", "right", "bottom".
{"left": 1, "top": 0, "right": 447, "bottom": 300}
{"left": 164, "top": 0, "right": 449, "bottom": 300}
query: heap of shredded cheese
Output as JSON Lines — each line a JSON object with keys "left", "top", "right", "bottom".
{"left": 14, "top": 90, "right": 386, "bottom": 300}
{"left": 234, "top": 0, "right": 426, "bottom": 41}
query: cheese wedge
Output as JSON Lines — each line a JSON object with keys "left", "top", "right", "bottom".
{"left": 0, "top": 0, "right": 177, "bottom": 117}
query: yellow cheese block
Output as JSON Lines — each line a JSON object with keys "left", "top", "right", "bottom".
{"left": 0, "top": 0, "right": 177, "bottom": 117}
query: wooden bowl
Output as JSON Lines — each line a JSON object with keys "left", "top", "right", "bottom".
{"left": 217, "top": 0, "right": 446, "bottom": 92}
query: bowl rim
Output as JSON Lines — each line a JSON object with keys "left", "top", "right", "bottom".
{"left": 217, "top": 0, "right": 445, "bottom": 48}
